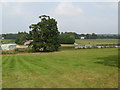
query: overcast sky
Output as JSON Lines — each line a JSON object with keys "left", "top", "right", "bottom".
{"left": 1, "top": 2, "right": 118, "bottom": 34}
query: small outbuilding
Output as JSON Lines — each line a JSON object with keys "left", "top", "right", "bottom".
{"left": 80, "top": 37, "right": 85, "bottom": 39}
{"left": 2, "top": 37, "right": 4, "bottom": 39}
{"left": 24, "top": 40, "right": 33, "bottom": 46}
{"left": 0, "top": 44, "right": 16, "bottom": 50}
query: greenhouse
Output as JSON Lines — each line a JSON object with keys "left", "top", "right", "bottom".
{"left": 0, "top": 44, "right": 16, "bottom": 50}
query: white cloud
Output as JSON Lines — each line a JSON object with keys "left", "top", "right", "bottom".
{"left": 3, "top": 3, "right": 25, "bottom": 16}
{"left": 54, "top": 2, "right": 83, "bottom": 16}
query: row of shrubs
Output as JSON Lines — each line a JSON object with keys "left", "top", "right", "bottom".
{"left": 96, "top": 44, "right": 120, "bottom": 46}
{"left": 75, "top": 45, "right": 120, "bottom": 49}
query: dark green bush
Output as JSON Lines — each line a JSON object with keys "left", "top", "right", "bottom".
{"left": 59, "top": 34, "right": 75, "bottom": 44}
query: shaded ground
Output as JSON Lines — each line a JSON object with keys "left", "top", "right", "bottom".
{"left": 95, "top": 55, "right": 118, "bottom": 67}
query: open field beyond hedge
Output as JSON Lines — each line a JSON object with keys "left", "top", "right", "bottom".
{"left": 2, "top": 48, "right": 118, "bottom": 88}
{"left": 75, "top": 39, "right": 118, "bottom": 45}
{"left": 1, "top": 39, "right": 15, "bottom": 44}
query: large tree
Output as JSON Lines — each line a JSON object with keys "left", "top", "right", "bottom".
{"left": 29, "top": 15, "right": 60, "bottom": 52}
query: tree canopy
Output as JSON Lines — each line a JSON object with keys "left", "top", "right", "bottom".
{"left": 29, "top": 15, "right": 60, "bottom": 52}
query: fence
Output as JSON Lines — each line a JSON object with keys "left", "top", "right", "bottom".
{"left": 75, "top": 44, "right": 120, "bottom": 49}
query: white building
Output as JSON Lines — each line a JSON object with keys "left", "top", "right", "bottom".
{"left": 80, "top": 37, "right": 85, "bottom": 39}
{"left": 0, "top": 44, "right": 16, "bottom": 50}
{"left": 24, "top": 40, "right": 33, "bottom": 46}
{"left": 2, "top": 37, "right": 4, "bottom": 39}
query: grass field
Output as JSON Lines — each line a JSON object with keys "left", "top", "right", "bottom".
{"left": 75, "top": 39, "right": 118, "bottom": 45}
{"left": 2, "top": 48, "right": 118, "bottom": 88}
{"left": 1, "top": 39, "right": 15, "bottom": 44}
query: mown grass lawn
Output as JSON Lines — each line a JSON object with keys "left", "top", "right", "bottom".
{"left": 2, "top": 48, "right": 118, "bottom": 88}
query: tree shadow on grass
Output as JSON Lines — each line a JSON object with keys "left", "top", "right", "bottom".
{"left": 95, "top": 55, "right": 119, "bottom": 68}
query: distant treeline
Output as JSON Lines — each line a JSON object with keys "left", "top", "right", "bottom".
{"left": 74, "top": 33, "right": 120, "bottom": 39}
{"left": 0, "top": 32, "right": 120, "bottom": 39}
{"left": 61, "top": 32, "right": 120, "bottom": 39}
{"left": 1, "top": 33, "right": 17, "bottom": 39}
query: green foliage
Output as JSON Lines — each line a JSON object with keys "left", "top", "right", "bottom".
{"left": 59, "top": 33, "right": 75, "bottom": 44}
{"left": 15, "top": 32, "right": 29, "bottom": 45}
{"left": 29, "top": 15, "right": 60, "bottom": 52}
{"left": 2, "top": 33, "right": 17, "bottom": 39}
{"left": 86, "top": 33, "right": 97, "bottom": 39}
{"left": 72, "top": 33, "right": 119, "bottom": 39}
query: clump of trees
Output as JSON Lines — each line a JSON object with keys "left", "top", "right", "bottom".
{"left": 15, "top": 32, "right": 28, "bottom": 45}
{"left": 74, "top": 33, "right": 120, "bottom": 39}
{"left": 75, "top": 33, "right": 98, "bottom": 39}
{"left": 15, "top": 15, "right": 75, "bottom": 52}
{"left": 2, "top": 33, "right": 17, "bottom": 39}
{"left": 59, "top": 32, "right": 75, "bottom": 44}
{"left": 29, "top": 15, "right": 60, "bottom": 52}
